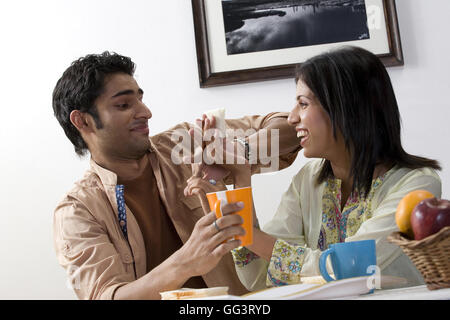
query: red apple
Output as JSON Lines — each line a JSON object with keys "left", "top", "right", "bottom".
{"left": 410, "top": 197, "right": 450, "bottom": 240}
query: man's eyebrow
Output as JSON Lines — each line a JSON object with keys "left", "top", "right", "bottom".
{"left": 111, "top": 88, "right": 144, "bottom": 99}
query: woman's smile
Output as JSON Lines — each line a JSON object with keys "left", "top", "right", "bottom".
{"left": 296, "top": 127, "right": 309, "bottom": 146}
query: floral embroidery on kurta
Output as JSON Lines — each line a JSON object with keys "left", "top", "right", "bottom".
{"left": 232, "top": 247, "right": 260, "bottom": 267}
{"left": 318, "top": 173, "right": 389, "bottom": 251}
{"left": 266, "top": 239, "right": 306, "bottom": 287}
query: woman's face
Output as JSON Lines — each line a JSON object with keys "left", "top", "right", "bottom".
{"left": 288, "top": 80, "right": 343, "bottom": 160}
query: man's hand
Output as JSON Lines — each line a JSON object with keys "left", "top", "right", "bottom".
{"left": 114, "top": 201, "right": 246, "bottom": 300}
{"left": 175, "top": 202, "right": 246, "bottom": 278}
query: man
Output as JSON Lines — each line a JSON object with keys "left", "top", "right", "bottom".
{"left": 52, "top": 52, "right": 301, "bottom": 299}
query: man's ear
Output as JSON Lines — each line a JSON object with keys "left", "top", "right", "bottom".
{"left": 70, "top": 110, "right": 93, "bottom": 133}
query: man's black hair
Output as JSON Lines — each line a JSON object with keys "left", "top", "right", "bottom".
{"left": 52, "top": 51, "right": 136, "bottom": 156}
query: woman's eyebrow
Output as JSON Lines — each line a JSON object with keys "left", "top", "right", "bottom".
{"left": 297, "top": 94, "right": 312, "bottom": 101}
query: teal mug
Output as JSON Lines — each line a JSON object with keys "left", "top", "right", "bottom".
{"left": 319, "top": 239, "right": 377, "bottom": 282}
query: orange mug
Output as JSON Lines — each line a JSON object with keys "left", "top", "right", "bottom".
{"left": 206, "top": 187, "right": 253, "bottom": 246}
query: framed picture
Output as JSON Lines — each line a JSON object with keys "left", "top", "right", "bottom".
{"left": 192, "top": 0, "right": 403, "bottom": 88}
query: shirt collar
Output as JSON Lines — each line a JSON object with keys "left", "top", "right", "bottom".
{"left": 89, "top": 138, "right": 155, "bottom": 187}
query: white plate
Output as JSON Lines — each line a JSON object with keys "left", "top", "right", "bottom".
{"left": 242, "top": 276, "right": 372, "bottom": 300}
{"left": 187, "top": 276, "right": 374, "bottom": 300}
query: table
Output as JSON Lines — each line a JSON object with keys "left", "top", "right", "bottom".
{"left": 341, "top": 285, "right": 450, "bottom": 300}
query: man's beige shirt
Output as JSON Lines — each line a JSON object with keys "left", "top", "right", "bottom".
{"left": 53, "top": 113, "right": 300, "bottom": 299}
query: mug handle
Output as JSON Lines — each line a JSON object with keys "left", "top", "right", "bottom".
{"left": 319, "top": 248, "right": 335, "bottom": 282}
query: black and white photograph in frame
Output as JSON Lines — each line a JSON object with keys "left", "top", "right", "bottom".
{"left": 222, "top": 0, "right": 370, "bottom": 55}
{"left": 192, "top": 0, "right": 403, "bottom": 87}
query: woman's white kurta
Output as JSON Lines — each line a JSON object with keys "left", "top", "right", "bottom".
{"left": 232, "top": 159, "right": 442, "bottom": 291}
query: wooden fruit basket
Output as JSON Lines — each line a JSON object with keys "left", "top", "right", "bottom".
{"left": 387, "top": 226, "right": 450, "bottom": 290}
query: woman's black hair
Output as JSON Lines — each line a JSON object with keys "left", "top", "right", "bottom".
{"left": 295, "top": 46, "right": 441, "bottom": 197}
{"left": 52, "top": 51, "right": 135, "bottom": 156}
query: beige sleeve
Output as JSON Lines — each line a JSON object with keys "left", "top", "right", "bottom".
{"left": 53, "top": 200, "right": 133, "bottom": 300}
{"left": 224, "top": 112, "right": 301, "bottom": 183}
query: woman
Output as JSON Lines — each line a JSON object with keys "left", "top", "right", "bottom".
{"left": 185, "top": 46, "right": 442, "bottom": 291}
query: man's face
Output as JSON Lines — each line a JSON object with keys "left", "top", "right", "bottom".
{"left": 87, "top": 72, "right": 152, "bottom": 160}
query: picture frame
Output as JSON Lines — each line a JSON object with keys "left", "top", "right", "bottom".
{"left": 192, "top": 0, "right": 403, "bottom": 88}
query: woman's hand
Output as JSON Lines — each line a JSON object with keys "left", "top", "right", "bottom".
{"left": 184, "top": 176, "right": 223, "bottom": 196}
{"left": 184, "top": 176, "right": 225, "bottom": 214}
{"left": 187, "top": 114, "right": 251, "bottom": 186}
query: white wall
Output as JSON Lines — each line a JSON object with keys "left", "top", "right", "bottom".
{"left": 0, "top": 0, "right": 448, "bottom": 299}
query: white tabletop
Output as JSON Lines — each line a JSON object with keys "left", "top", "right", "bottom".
{"left": 341, "top": 285, "right": 450, "bottom": 300}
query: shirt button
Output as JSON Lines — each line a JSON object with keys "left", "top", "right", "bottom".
{"left": 63, "top": 243, "right": 70, "bottom": 252}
